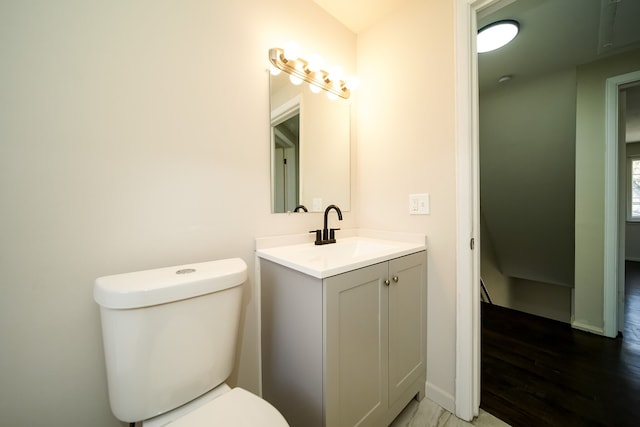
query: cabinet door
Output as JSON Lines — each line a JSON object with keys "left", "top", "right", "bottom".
{"left": 387, "top": 252, "right": 427, "bottom": 407}
{"left": 324, "top": 262, "right": 388, "bottom": 427}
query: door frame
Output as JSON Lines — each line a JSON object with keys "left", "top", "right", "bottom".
{"left": 604, "top": 70, "right": 640, "bottom": 337}
{"left": 454, "top": 0, "right": 514, "bottom": 420}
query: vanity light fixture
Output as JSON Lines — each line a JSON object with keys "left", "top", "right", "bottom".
{"left": 269, "top": 45, "right": 355, "bottom": 100}
{"left": 477, "top": 19, "right": 519, "bottom": 53}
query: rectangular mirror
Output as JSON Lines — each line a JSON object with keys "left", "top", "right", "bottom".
{"left": 270, "top": 72, "right": 351, "bottom": 213}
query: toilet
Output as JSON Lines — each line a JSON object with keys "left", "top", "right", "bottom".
{"left": 94, "top": 258, "right": 288, "bottom": 426}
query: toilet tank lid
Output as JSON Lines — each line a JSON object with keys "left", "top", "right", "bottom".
{"left": 94, "top": 258, "right": 247, "bottom": 309}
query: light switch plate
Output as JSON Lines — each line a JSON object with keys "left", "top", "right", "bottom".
{"left": 409, "top": 193, "right": 430, "bottom": 215}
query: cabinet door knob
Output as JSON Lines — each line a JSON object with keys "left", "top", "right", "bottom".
{"left": 393, "top": 276, "right": 399, "bottom": 283}
{"left": 384, "top": 279, "right": 390, "bottom": 286}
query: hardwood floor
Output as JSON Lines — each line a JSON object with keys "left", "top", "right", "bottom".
{"left": 480, "top": 261, "right": 640, "bottom": 427}
{"left": 624, "top": 261, "right": 640, "bottom": 346}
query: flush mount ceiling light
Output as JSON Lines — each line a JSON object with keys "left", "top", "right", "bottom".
{"left": 477, "top": 19, "right": 519, "bottom": 53}
{"left": 269, "top": 42, "right": 357, "bottom": 100}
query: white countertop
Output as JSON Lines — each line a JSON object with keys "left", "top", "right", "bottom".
{"left": 255, "top": 230, "right": 426, "bottom": 278}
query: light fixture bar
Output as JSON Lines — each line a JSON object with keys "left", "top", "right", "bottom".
{"left": 269, "top": 48, "right": 351, "bottom": 99}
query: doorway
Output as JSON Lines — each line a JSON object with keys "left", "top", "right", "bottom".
{"left": 270, "top": 96, "right": 301, "bottom": 213}
{"left": 614, "top": 79, "right": 640, "bottom": 336}
{"left": 454, "top": 0, "right": 640, "bottom": 420}
{"left": 272, "top": 113, "right": 300, "bottom": 213}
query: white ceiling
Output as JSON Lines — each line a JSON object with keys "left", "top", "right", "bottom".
{"left": 314, "top": 0, "right": 640, "bottom": 90}
{"left": 312, "top": 0, "right": 410, "bottom": 33}
{"left": 314, "top": 0, "right": 640, "bottom": 142}
{"left": 479, "top": 0, "right": 640, "bottom": 141}
{"left": 478, "top": 0, "right": 640, "bottom": 93}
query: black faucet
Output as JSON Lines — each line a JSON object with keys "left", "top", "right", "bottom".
{"left": 310, "top": 204, "right": 343, "bottom": 245}
{"left": 293, "top": 204, "right": 308, "bottom": 212}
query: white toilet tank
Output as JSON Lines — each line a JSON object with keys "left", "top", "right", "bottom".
{"left": 94, "top": 258, "right": 247, "bottom": 423}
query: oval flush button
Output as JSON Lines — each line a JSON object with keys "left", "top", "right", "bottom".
{"left": 176, "top": 268, "right": 196, "bottom": 275}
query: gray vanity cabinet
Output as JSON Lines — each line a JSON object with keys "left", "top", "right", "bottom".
{"left": 260, "top": 251, "right": 427, "bottom": 427}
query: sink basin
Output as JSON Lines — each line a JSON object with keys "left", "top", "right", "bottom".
{"left": 256, "top": 236, "right": 425, "bottom": 278}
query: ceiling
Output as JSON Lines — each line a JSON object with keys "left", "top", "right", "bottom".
{"left": 478, "top": 0, "right": 640, "bottom": 93}
{"left": 312, "top": 0, "right": 410, "bottom": 33}
{"left": 478, "top": 0, "right": 640, "bottom": 142}
{"left": 314, "top": 0, "right": 640, "bottom": 142}
{"left": 314, "top": 0, "right": 640, "bottom": 90}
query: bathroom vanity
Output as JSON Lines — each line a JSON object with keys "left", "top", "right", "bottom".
{"left": 257, "top": 232, "right": 427, "bottom": 427}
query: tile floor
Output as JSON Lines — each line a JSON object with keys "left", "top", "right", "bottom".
{"left": 390, "top": 397, "right": 510, "bottom": 427}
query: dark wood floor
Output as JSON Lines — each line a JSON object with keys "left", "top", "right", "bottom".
{"left": 480, "top": 261, "right": 640, "bottom": 427}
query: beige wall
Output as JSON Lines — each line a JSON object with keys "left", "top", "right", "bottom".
{"left": 1, "top": 0, "right": 465, "bottom": 424}
{"left": 0, "top": 1, "right": 357, "bottom": 425}
{"left": 356, "top": 0, "right": 457, "bottom": 410}
{"left": 574, "top": 48, "right": 640, "bottom": 332}
{"left": 299, "top": 86, "right": 351, "bottom": 211}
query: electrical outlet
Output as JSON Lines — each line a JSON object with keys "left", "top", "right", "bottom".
{"left": 409, "top": 193, "right": 430, "bottom": 215}
{"left": 312, "top": 198, "right": 323, "bottom": 212}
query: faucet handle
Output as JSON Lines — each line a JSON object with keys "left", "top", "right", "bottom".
{"left": 329, "top": 228, "right": 340, "bottom": 240}
{"left": 309, "top": 229, "right": 322, "bottom": 245}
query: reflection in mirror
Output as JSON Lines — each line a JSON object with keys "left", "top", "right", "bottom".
{"left": 270, "top": 72, "right": 351, "bottom": 213}
{"left": 272, "top": 107, "right": 300, "bottom": 212}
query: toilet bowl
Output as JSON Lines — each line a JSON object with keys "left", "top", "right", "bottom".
{"left": 94, "top": 258, "right": 288, "bottom": 426}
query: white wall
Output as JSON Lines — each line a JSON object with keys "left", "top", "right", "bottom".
{"left": 299, "top": 85, "right": 351, "bottom": 211}
{"left": 480, "top": 68, "right": 576, "bottom": 288}
{"left": 574, "top": 49, "right": 640, "bottom": 332}
{"left": 626, "top": 142, "right": 640, "bottom": 260}
{"left": 480, "top": 211, "right": 512, "bottom": 305}
{"left": 481, "top": 211, "right": 572, "bottom": 323}
{"left": 356, "top": 0, "right": 457, "bottom": 411}
{"left": 626, "top": 223, "right": 640, "bottom": 261}
{"left": 507, "top": 278, "right": 572, "bottom": 323}
{"left": 0, "top": 1, "right": 356, "bottom": 425}
{"left": 478, "top": 67, "right": 576, "bottom": 323}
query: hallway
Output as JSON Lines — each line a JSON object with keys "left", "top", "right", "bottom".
{"left": 480, "top": 261, "right": 640, "bottom": 426}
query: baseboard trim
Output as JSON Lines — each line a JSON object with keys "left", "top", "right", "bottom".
{"left": 425, "top": 381, "right": 455, "bottom": 413}
{"left": 571, "top": 320, "right": 604, "bottom": 335}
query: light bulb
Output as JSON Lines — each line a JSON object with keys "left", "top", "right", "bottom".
{"left": 282, "top": 41, "right": 301, "bottom": 61}
{"left": 477, "top": 20, "right": 519, "bottom": 53}
{"left": 328, "top": 65, "right": 344, "bottom": 82}
{"left": 346, "top": 75, "right": 360, "bottom": 91}
{"left": 309, "top": 83, "right": 322, "bottom": 94}
{"left": 289, "top": 74, "right": 303, "bottom": 85}
{"left": 307, "top": 54, "right": 324, "bottom": 73}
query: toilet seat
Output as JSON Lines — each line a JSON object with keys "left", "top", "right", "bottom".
{"left": 165, "top": 388, "right": 288, "bottom": 427}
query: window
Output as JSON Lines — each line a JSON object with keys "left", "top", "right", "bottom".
{"left": 629, "top": 157, "right": 640, "bottom": 220}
